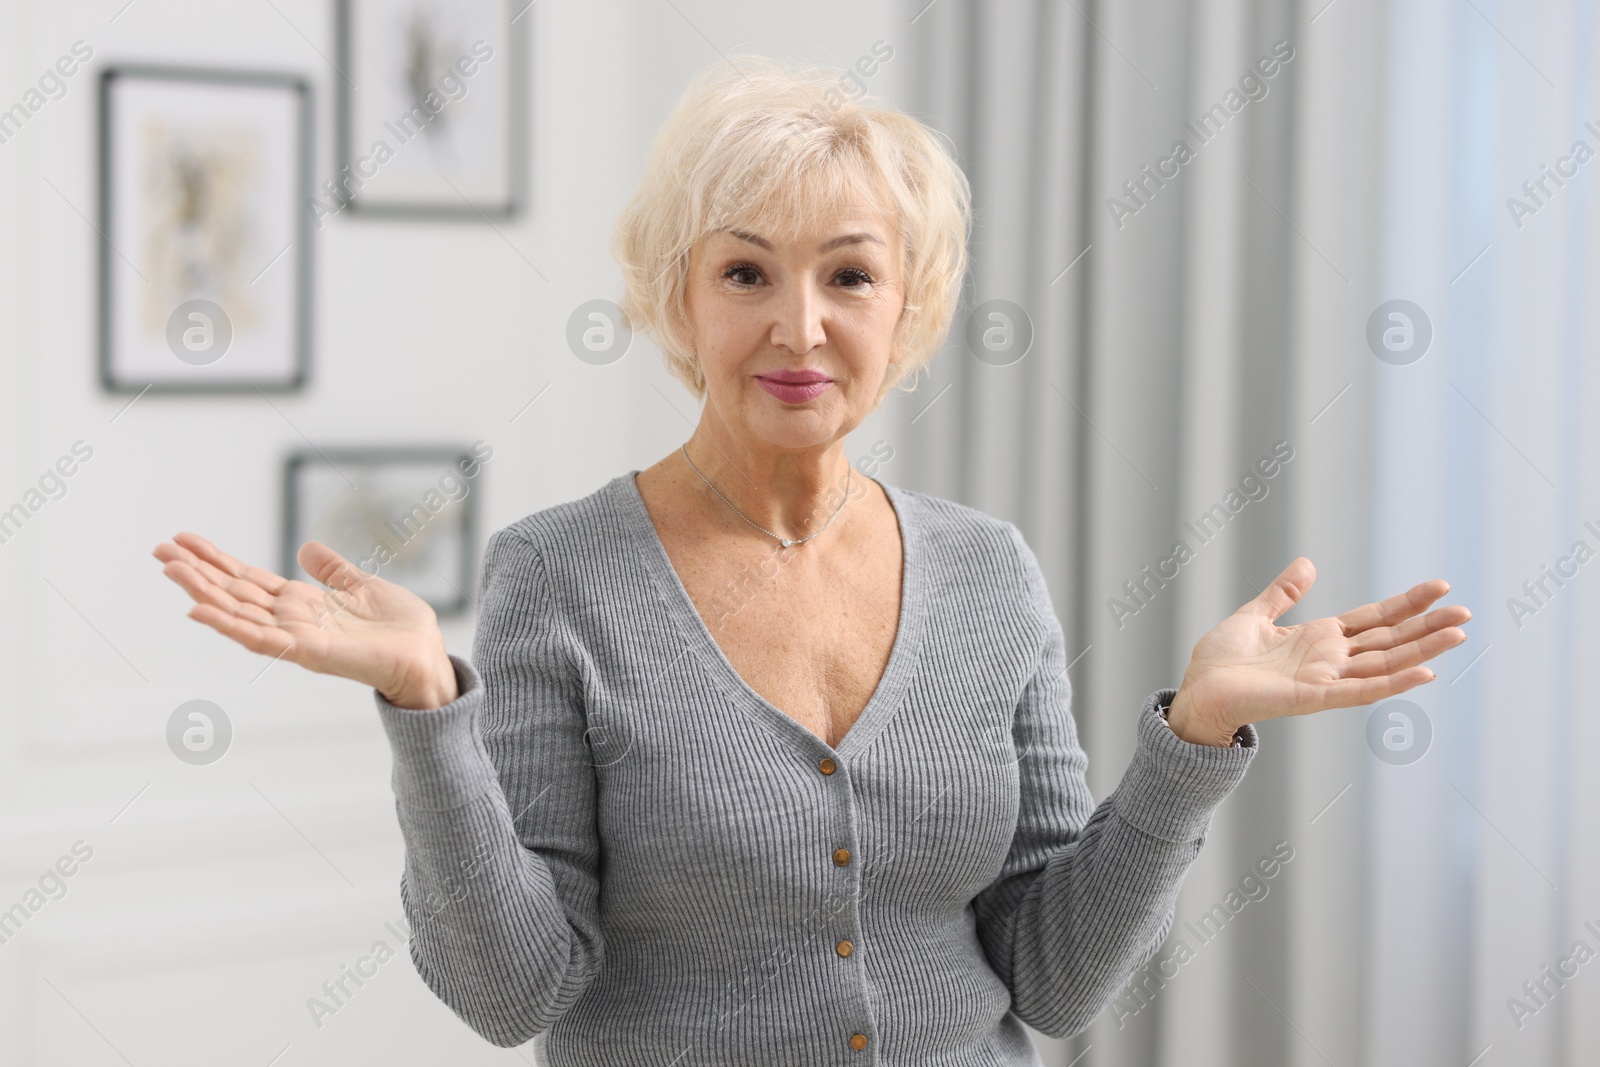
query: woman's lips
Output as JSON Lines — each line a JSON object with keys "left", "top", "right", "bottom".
{"left": 756, "top": 375, "right": 832, "bottom": 403}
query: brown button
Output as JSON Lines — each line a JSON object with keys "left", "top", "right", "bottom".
{"left": 818, "top": 757, "right": 837, "bottom": 775}
{"left": 832, "top": 848, "right": 851, "bottom": 866}
{"left": 849, "top": 1032, "right": 868, "bottom": 1050}
{"left": 835, "top": 939, "right": 854, "bottom": 957}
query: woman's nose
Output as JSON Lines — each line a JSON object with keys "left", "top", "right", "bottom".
{"left": 769, "top": 278, "right": 828, "bottom": 356}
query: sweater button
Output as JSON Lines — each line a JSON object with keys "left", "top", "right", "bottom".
{"left": 818, "top": 757, "right": 837, "bottom": 775}
{"left": 832, "top": 847, "right": 851, "bottom": 866}
{"left": 849, "top": 1032, "right": 868, "bottom": 1050}
{"left": 835, "top": 938, "right": 854, "bottom": 957}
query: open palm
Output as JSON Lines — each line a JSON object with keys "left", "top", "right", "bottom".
{"left": 1168, "top": 557, "right": 1472, "bottom": 744}
{"left": 152, "top": 532, "right": 453, "bottom": 706}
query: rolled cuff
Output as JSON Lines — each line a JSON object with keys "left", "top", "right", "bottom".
{"left": 1108, "top": 687, "right": 1259, "bottom": 844}
{"left": 373, "top": 653, "right": 498, "bottom": 811}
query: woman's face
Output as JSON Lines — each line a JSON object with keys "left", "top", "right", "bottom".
{"left": 684, "top": 200, "right": 905, "bottom": 454}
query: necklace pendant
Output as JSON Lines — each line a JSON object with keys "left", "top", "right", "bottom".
{"left": 679, "top": 443, "right": 850, "bottom": 554}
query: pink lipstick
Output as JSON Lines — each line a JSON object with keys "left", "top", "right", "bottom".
{"left": 755, "top": 370, "right": 832, "bottom": 404}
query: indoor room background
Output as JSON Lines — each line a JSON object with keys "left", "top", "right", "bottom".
{"left": 1, "top": 0, "right": 1596, "bottom": 1064}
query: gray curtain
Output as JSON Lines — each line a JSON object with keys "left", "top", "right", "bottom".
{"left": 887, "top": 1, "right": 1383, "bottom": 1063}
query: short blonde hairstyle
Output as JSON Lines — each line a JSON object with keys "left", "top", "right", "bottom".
{"left": 609, "top": 53, "right": 972, "bottom": 406}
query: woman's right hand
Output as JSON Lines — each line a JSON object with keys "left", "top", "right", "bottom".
{"left": 152, "top": 532, "right": 459, "bottom": 710}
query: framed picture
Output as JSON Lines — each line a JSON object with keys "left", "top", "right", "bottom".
{"left": 335, "top": 0, "right": 529, "bottom": 219}
{"left": 98, "top": 65, "right": 313, "bottom": 393}
{"left": 282, "top": 446, "right": 488, "bottom": 617}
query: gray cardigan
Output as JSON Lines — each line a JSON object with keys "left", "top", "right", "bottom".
{"left": 372, "top": 471, "right": 1258, "bottom": 1064}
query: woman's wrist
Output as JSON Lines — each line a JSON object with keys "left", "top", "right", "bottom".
{"left": 1164, "top": 687, "right": 1243, "bottom": 748}
{"left": 381, "top": 654, "right": 460, "bottom": 710}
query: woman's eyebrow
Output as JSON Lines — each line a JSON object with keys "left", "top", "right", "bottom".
{"left": 722, "top": 228, "right": 774, "bottom": 249}
{"left": 722, "top": 228, "right": 885, "bottom": 253}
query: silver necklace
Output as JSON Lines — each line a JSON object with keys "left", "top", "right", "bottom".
{"left": 680, "top": 443, "right": 852, "bottom": 549}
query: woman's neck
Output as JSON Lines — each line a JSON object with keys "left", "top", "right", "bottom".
{"left": 675, "top": 429, "right": 859, "bottom": 541}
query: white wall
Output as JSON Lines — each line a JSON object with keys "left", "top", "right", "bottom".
{"left": 0, "top": 1, "right": 900, "bottom": 1062}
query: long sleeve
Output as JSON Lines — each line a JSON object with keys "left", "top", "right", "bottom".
{"left": 970, "top": 524, "right": 1258, "bottom": 1038}
{"left": 372, "top": 526, "right": 603, "bottom": 1048}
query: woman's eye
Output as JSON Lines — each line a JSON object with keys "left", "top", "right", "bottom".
{"left": 721, "top": 264, "right": 875, "bottom": 288}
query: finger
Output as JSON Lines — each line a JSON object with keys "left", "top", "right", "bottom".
{"left": 1317, "top": 664, "right": 1437, "bottom": 710}
{"left": 187, "top": 603, "right": 297, "bottom": 660}
{"left": 1337, "top": 579, "right": 1451, "bottom": 636}
{"left": 164, "top": 539, "right": 288, "bottom": 611}
{"left": 1347, "top": 604, "right": 1473, "bottom": 656}
{"left": 172, "top": 532, "right": 289, "bottom": 596}
{"left": 298, "top": 540, "right": 374, "bottom": 597}
{"left": 1344, "top": 626, "right": 1468, "bottom": 679}
{"left": 162, "top": 560, "right": 278, "bottom": 626}
{"left": 1235, "top": 557, "right": 1316, "bottom": 623}
{"left": 157, "top": 540, "right": 276, "bottom": 611}
{"left": 161, "top": 557, "right": 250, "bottom": 614}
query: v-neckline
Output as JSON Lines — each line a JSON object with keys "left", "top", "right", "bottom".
{"left": 618, "top": 468, "right": 926, "bottom": 758}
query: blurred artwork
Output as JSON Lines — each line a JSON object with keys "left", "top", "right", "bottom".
{"left": 284, "top": 448, "right": 483, "bottom": 616}
{"left": 139, "top": 118, "right": 260, "bottom": 337}
{"left": 337, "top": 0, "right": 525, "bottom": 216}
{"left": 99, "top": 67, "right": 311, "bottom": 392}
{"left": 401, "top": 8, "right": 467, "bottom": 152}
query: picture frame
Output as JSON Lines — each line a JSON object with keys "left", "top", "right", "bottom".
{"left": 282, "top": 446, "right": 487, "bottom": 617}
{"left": 98, "top": 64, "right": 313, "bottom": 394}
{"left": 334, "top": 0, "right": 529, "bottom": 220}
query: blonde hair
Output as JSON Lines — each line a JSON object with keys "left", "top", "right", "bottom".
{"left": 609, "top": 53, "right": 972, "bottom": 406}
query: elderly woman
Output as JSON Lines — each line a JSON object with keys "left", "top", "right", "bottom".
{"left": 153, "top": 55, "right": 1469, "bottom": 1064}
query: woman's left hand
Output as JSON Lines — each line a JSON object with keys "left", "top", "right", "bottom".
{"left": 1165, "top": 557, "right": 1472, "bottom": 747}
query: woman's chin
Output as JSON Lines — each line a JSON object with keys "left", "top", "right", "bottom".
{"left": 743, "top": 409, "right": 846, "bottom": 452}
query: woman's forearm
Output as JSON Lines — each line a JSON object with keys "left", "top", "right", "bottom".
{"left": 375, "top": 654, "right": 605, "bottom": 1047}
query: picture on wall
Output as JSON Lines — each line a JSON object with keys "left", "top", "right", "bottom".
{"left": 283, "top": 446, "right": 487, "bottom": 617}
{"left": 335, "top": 0, "right": 528, "bottom": 219}
{"left": 98, "top": 65, "right": 312, "bottom": 393}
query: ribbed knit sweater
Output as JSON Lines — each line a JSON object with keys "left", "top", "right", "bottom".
{"left": 371, "top": 470, "right": 1259, "bottom": 1065}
